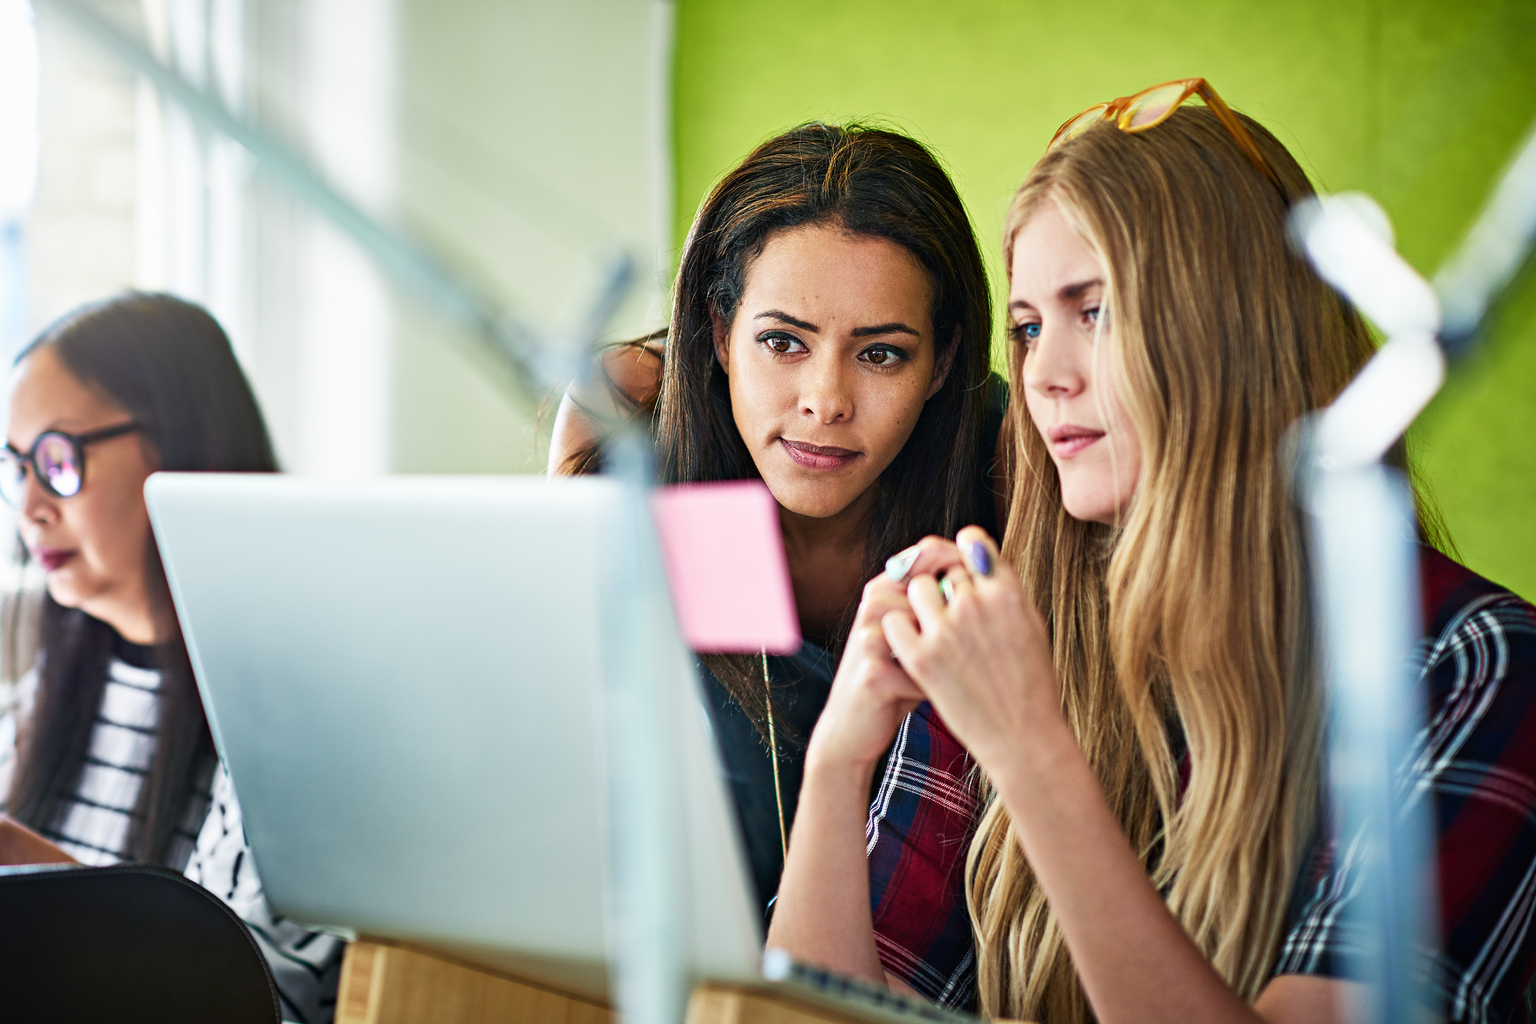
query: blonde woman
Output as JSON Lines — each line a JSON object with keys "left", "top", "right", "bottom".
{"left": 769, "top": 81, "right": 1536, "bottom": 1024}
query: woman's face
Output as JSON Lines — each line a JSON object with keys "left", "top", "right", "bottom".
{"left": 8, "top": 347, "right": 162, "bottom": 642}
{"left": 1009, "top": 202, "right": 1141, "bottom": 525}
{"left": 714, "top": 222, "right": 948, "bottom": 522}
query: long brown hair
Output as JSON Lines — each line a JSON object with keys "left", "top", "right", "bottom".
{"left": 7, "top": 293, "right": 278, "bottom": 867}
{"left": 638, "top": 122, "right": 995, "bottom": 716}
{"left": 968, "top": 107, "right": 1375, "bottom": 1021}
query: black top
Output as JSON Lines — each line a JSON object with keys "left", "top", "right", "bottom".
{"left": 701, "top": 373, "right": 1009, "bottom": 918}
{"left": 112, "top": 633, "right": 158, "bottom": 670}
{"left": 700, "top": 642, "right": 837, "bottom": 918}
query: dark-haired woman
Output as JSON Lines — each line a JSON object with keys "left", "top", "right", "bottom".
{"left": 550, "top": 122, "right": 1005, "bottom": 914}
{"left": 0, "top": 293, "right": 342, "bottom": 1023}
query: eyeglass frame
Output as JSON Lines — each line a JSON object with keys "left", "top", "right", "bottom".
{"left": 0, "top": 421, "right": 143, "bottom": 506}
{"left": 1046, "top": 77, "right": 1283, "bottom": 192}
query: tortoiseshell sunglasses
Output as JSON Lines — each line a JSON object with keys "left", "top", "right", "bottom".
{"left": 1048, "top": 77, "right": 1282, "bottom": 190}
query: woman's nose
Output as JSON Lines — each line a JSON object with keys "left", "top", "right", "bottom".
{"left": 21, "top": 467, "right": 58, "bottom": 524}
{"left": 800, "top": 358, "right": 854, "bottom": 424}
{"left": 1024, "top": 322, "right": 1086, "bottom": 400}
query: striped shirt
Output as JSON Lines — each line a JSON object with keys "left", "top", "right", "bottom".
{"left": 865, "top": 548, "right": 1536, "bottom": 1023}
{"left": 186, "top": 762, "right": 345, "bottom": 1023}
{"left": 0, "top": 652, "right": 209, "bottom": 868}
{"left": 0, "top": 650, "right": 344, "bottom": 1023}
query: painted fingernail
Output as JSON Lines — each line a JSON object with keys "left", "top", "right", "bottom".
{"left": 965, "top": 539, "right": 992, "bottom": 577}
{"left": 885, "top": 545, "right": 920, "bottom": 581}
{"left": 939, "top": 575, "right": 955, "bottom": 604}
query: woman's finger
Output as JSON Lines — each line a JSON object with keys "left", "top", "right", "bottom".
{"left": 884, "top": 536, "right": 966, "bottom": 585}
{"left": 954, "top": 525, "right": 1000, "bottom": 581}
{"left": 940, "top": 565, "right": 975, "bottom": 605}
{"left": 879, "top": 664, "right": 928, "bottom": 703}
{"left": 906, "top": 574, "right": 948, "bottom": 631}
{"left": 881, "top": 608, "right": 923, "bottom": 669}
{"left": 856, "top": 572, "right": 912, "bottom": 620}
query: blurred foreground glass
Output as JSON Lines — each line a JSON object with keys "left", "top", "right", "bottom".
{"left": 0, "top": 422, "right": 141, "bottom": 506}
{"left": 1049, "top": 77, "right": 1282, "bottom": 190}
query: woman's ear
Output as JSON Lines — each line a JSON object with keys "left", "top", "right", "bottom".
{"left": 711, "top": 308, "right": 730, "bottom": 374}
{"left": 925, "top": 324, "right": 961, "bottom": 400}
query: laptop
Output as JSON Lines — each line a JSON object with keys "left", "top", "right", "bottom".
{"left": 146, "top": 473, "right": 975, "bottom": 1024}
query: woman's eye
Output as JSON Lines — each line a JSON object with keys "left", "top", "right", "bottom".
{"left": 1083, "top": 306, "right": 1101, "bottom": 327}
{"left": 1012, "top": 322, "right": 1042, "bottom": 347}
{"left": 760, "top": 332, "right": 806, "bottom": 355}
{"left": 860, "top": 344, "right": 907, "bottom": 367}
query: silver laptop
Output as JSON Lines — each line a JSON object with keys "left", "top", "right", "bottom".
{"left": 146, "top": 473, "right": 975, "bottom": 1024}
{"left": 145, "top": 473, "right": 762, "bottom": 1000}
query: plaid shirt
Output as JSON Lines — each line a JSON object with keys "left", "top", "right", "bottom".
{"left": 866, "top": 547, "right": 1536, "bottom": 1023}
{"left": 867, "top": 701, "right": 983, "bottom": 1011}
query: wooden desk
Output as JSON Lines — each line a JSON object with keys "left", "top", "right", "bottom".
{"left": 686, "top": 982, "right": 961, "bottom": 1024}
{"left": 334, "top": 939, "right": 975, "bottom": 1024}
{"left": 335, "top": 939, "right": 611, "bottom": 1024}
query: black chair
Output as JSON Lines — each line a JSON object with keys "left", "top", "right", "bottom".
{"left": 0, "top": 862, "right": 281, "bottom": 1024}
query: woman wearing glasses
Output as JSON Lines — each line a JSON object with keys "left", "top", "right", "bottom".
{"left": 550, "top": 122, "right": 1004, "bottom": 915}
{"left": 0, "top": 293, "right": 342, "bottom": 1023}
{"left": 769, "top": 82, "right": 1536, "bottom": 1024}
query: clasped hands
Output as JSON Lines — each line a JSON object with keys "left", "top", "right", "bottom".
{"left": 808, "top": 526, "right": 1062, "bottom": 779}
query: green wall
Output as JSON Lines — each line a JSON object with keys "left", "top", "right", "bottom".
{"left": 673, "top": 0, "right": 1536, "bottom": 599}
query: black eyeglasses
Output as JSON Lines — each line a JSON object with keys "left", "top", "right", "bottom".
{"left": 0, "top": 422, "right": 142, "bottom": 507}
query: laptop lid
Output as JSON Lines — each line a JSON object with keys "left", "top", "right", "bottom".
{"left": 145, "top": 473, "right": 763, "bottom": 1002}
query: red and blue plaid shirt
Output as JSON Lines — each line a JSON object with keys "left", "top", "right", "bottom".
{"left": 866, "top": 547, "right": 1536, "bottom": 1022}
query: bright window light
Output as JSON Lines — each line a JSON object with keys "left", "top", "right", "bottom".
{"left": 0, "top": 0, "right": 39, "bottom": 216}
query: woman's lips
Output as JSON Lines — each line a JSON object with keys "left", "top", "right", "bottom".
{"left": 779, "top": 439, "right": 862, "bottom": 471}
{"left": 34, "top": 548, "right": 75, "bottom": 572}
{"left": 1046, "top": 424, "right": 1106, "bottom": 458}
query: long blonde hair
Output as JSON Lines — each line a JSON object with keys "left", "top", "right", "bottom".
{"left": 968, "top": 107, "right": 1378, "bottom": 1021}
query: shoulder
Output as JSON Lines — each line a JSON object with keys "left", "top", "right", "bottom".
{"left": 575, "top": 331, "right": 666, "bottom": 417}
{"left": 1415, "top": 546, "right": 1536, "bottom": 732}
{"left": 1397, "top": 549, "right": 1536, "bottom": 1019}
{"left": 1276, "top": 558, "right": 1536, "bottom": 1017}
{"left": 548, "top": 331, "right": 666, "bottom": 476}
{"left": 601, "top": 332, "right": 665, "bottom": 409}
{"left": 1418, "top": 546, "right": 1535, "bottom": 641}
{"left": 1412, "top": 547, "right": 1536, "bottom": 828}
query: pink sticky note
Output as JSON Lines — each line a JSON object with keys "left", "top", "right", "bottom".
{"left": 650, "top": 480, "right": 801, "bottom": 655}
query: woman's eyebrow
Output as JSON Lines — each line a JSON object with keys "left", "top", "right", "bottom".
{"left": 754, "top": 309, "right": 819, "bottom": 332}
{"left": 753, "top": 309, "right": 919, "bottom": 338}
{"left": 1009, "top": 279, "right": 1102, "bottom": 313}
{"left": 1058, "top": 278, "right": 1103, "bottom": 301}
{"left": 851, "top": 322, "right": 920, "bottom": 338}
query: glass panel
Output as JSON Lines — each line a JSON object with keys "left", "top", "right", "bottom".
{"left": 1123, "top": 82, "right": 1192, "bottom": 129}
{"left": 35, "top": 433, "right": 80, "bottom": 496}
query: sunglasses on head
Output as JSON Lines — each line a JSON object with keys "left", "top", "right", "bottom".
{"left": 0, "top": 422, "right": 141, "bottom": 507}
{"left": 1048, "top": 77, "right": 1283, "bottom": 191}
